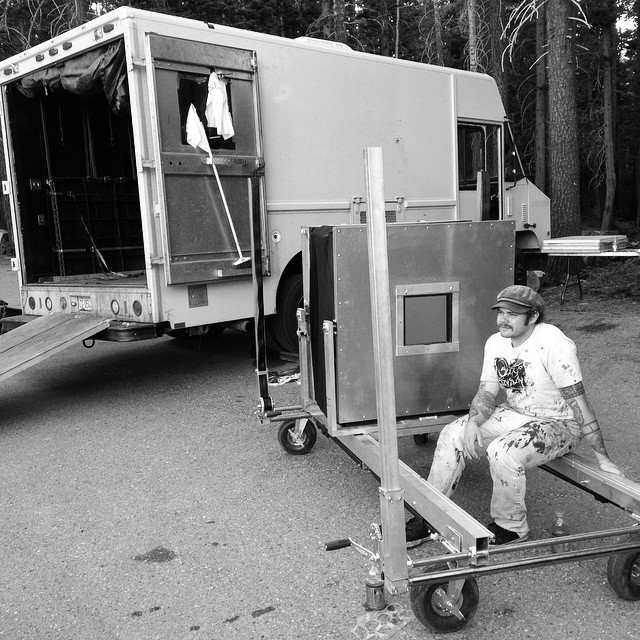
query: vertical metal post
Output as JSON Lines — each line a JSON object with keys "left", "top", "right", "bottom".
{"left": 364, "top": 147, "right": 408, "bottom": 594}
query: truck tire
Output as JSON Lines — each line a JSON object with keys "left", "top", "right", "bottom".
{"left": 271, "top": 273, "right": 302, "bottom": 354}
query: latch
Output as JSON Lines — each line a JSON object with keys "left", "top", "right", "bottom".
{"left": 351, "top": 196, "right": 364, "bottom": 223}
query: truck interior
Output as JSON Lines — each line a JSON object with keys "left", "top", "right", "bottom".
{"left": 5, "top": 36, "right": 257, "bottom": 292}
{"left": 4, "top": 40, "right": 146, "bottom": 287}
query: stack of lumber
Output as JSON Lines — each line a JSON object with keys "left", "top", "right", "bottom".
{"left": 542, "top": 235, "right": 628, "bottom": 254}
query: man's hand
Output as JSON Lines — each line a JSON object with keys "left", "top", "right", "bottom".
{"left": 462, "top": 420, "right": 484, "bottom": 459}
{"left": 594, "top": 452, "right": 624, "bottom": 476}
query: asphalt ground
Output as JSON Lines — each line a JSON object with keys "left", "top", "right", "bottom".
{"left": 0, "top": 256, "right": 639, "bottom": 639}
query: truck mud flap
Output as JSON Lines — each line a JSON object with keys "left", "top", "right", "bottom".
{"left": 0, "top": 313, "right": 110, "bottom": 383}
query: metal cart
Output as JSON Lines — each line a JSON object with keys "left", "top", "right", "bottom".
{"left": 255, "top": 149, "right": 640, "bottom": 633}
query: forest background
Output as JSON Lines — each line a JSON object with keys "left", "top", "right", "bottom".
{"left": 0, "top": 0, "right": 639, "bottom": 269}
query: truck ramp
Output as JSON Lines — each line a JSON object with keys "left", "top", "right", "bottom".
{"left": 0, "top": 313, "right": 110, "bottom": 383}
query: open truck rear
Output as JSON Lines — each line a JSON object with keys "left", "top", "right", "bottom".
{"left": 0, "top": 7, "right": 550, "bottom": 368}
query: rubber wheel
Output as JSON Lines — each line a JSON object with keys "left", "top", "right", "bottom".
{"left": 271, "top": 274, "right": 303, "bottom": 354}
{"left": 410, "top": 573, "right": 479, "bottom": 633}
{"left": 277, "top": 419, "right": 317, "bottom": 455}
{"left": 413, "top": 434, "right": 430, "bottom": 445}
{"left": 607, "top": 551, "right": 640, "bottom": 600}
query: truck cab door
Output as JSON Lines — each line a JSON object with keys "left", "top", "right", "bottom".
{"left": 147, "top": 35, "right": 264, "bottom": 284}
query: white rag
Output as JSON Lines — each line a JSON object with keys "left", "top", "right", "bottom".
{"left": 205, "top": 72, "right": 235, "bottom": 139}
{"left": 186, "top": 104, "right": 212, "bottom": 158}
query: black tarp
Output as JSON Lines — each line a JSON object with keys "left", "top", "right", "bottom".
{"left": 16, "top": 40, "right": 128, "bottom": 114}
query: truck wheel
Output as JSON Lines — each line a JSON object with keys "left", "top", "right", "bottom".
{"left": 410, "top": 574, "right": 479, "bottom": 633}
{"left": 607, "top": 551, "right": 640, "bottom": 600}
{"left": 272, "top": 274, "right": 303, "bottom": 354}
{"left": 277, "top": 419, "right": 317, "bottom": 455}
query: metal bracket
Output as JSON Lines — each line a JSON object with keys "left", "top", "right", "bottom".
{"left": 351, "top": 196, "right": 364, "bottom": 223}
{"left": 378, "top": 487, "right": 405, "bottom": 503}
{"left": 395, "top": 196, "right": 405, "bottom": 220}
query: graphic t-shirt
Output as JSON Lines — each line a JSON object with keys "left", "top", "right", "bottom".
{"left": 480, "top": 323, "right": 582, "bottom": 420}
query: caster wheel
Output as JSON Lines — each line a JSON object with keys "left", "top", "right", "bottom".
{"left": 277, "top": 419, "right": 317, "bottom": 455}
{"left": 607, "top": 551, "right": 640, "bottom": 600}
{"left": 410, "top": 572, "right": 479, "bottom": 633}
{"left": 413, "top": 434, "right": 429, "bottom": 445}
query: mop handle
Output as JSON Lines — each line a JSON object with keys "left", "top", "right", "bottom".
{"left": 209, "top": 154, "right": 243, "bottom": 255}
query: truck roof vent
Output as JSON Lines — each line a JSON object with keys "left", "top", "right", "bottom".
{"left": 294, "top": 37, "right": 352, "bottom": 51}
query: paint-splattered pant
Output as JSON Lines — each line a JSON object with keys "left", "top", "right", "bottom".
{"left": 427, "top": 405, "right": 581, "bottom": 536}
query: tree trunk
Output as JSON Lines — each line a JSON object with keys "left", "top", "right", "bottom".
{"left": 433, "top": 0, "right": 444, "bottom": 65}
{"left": 634, "top": 3, "right": 640, "bottom": 226}
{"left": 467, "top": 0, "right": 478, "bottom": 72}
{"left": 395, "top": 1, "right": 400, "bottom": 58}
{"left": 547, "top": 0, "right": 581, "bottom": 239}
{"left": 535, "top": 4, "right": 547, "bottom": 193}
{"left": 600, "top": 18, "right": 617, "bottom": 233}
{"left": 322, "top": 0, "right": 332, "bottom": 39}
{"left": 486, "top": 0, "right": 507, "bottom": 108}
{"left": 333, "top": 0, "right": 347, "bottom": 44}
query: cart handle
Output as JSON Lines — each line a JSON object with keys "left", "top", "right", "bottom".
{"left": 325, "top": 539, "right": 352, "bottom": 551}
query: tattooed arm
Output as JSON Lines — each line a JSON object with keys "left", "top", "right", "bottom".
{"left": 462, "top": 381, "right": 500, "bottom": 459}
{"left": 559, "top": 382, "right": 623, "bottom": 475}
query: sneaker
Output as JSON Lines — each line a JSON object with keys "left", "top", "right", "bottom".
{"left": 405, "top": 517, "right": 436, "bottom": 548}
{"left": 487, "top": 521, "right": 529, "bottom": 545}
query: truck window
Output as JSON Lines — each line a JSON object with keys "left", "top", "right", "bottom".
{"left": 458, "top": 122, "right": 501, "bottom": 221}
{"left": 178, "top": 74, "right": 235, "bottom": 151}
{"left": 457, "top": 123, "right": 500, "bottom": 191}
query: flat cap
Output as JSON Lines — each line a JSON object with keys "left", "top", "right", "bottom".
{"left": 491, "top": 285, "right": 545, "bottom": 313}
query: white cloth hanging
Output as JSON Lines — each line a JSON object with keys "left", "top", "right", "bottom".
{"left": 205, "top": 72, "right": 235, "bottom": 140}
{"left": 186, "top": 104, "right": 212, "bottom": 158}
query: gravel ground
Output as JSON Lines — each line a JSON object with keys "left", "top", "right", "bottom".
{"left": 0, "top": 255, "right": 639, "bottom": 639}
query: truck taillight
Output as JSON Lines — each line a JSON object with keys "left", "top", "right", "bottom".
{"left": 133, "top": 301, "right": 142, "bottom": 316}
{"left": 111, "top": 300, "right": 120, "bottom": 315}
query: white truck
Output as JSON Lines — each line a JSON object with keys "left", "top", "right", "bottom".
{"left": 0, "top": 7, "right": 549, "bottom": 362}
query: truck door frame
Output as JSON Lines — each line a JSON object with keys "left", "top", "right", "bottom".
{"left": 144, "top": 34, "right": 267, "bottom": 286}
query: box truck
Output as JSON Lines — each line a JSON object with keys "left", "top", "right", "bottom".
{"left": 0, "top": 7, "right": 549, "bottom": 368}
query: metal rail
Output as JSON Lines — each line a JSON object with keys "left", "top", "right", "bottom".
{"left": 410, "top": 523, "right": 640, "bottom": 569}
{"left": 409, "top": 539, "right": 640, "bottom": 586}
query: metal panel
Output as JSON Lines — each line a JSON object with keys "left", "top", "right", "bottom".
{"left": 332, "top": 221, "right": 514, "bottom": 424}
{"left": 149, "top": 36, "right": 254, "bottom": 72}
